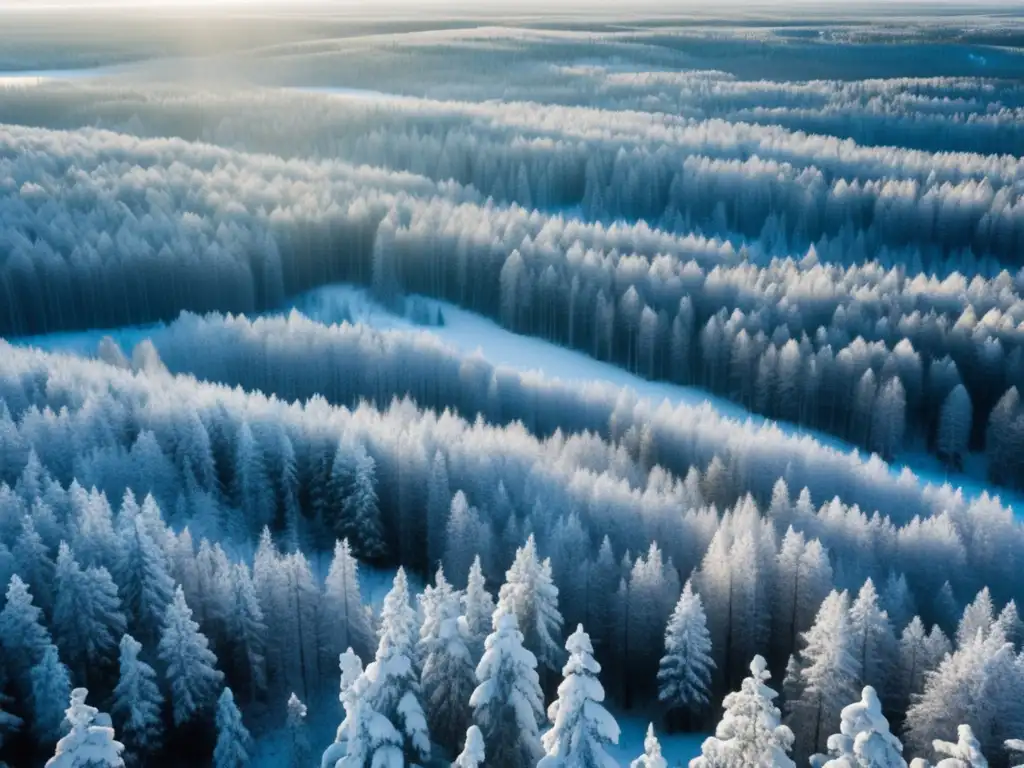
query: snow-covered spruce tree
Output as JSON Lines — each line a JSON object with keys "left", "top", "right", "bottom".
{"left": 784, "top": 590, "right": 860, "bottom": 759}
{"left": 320, "top": 649, "right": 364, "bottom": 768}
{"left": 454, "top": 724, "right": 485, "bottom": 768}
{"left": 213, "top": 688, "right": 252, "bottom": 768}
{"left": 937, "top": 385, "right": 971, "bottom": 470}
{"left": 45, "top": 688, "right": 125, "bottom": 768}
{"left": 114, "top": 515, "right": 175, "bottom": 646}
{"left": 30, "top": 644, "right": 72, "bottom": 745}
{"left": 322, "top": 539, "right": 376, "bottom": 666}
{"left": 418, "top": 566, "right": 475, "bottom": 753}
{"left": 112, "top": 634, "right": 164, "bottom": 766}
{"left": 224, "top": 562, "right": 267, "bottom": 703}
{"left": 286, "top": 693, "right": 311, "bottom": 768}
{"left": 332, "top": 443, "right": 387, "bottom": 562}
{"left": 52, "top": 542, "right": 126, "bottom": 683}
{"left": 813, "top": 686, "right": 906, "bottom": 768}
{"left": 470, "top": 612, "right": 545, "bottom": 768}
{"left": 158, "top": 586, "right": 224, "bottom": 726}
{"left": 361, "top": 567, "right": 430, "bottom": 764}
{"left": 0, "top": 574, "right": 52, "bottom": 693}
{"left": 658, "top": 580, "right": 715, "bottom": 731}
{"left": 996, "top": 600, "right": 1023, "bottom": 649}
{"left": 14, "top": 514, "right": 56, "bottom": 614}
{"left": 538, "top": 624, "right": 619, "bottom": 768}
{"left": 691, "top": 655, "right": 795, "bottom": 768}
{"left": 444, "top": 492, "right": 490, "bottom": 592}
{"left": 956, "top": 587, "right": 995, "bottom": 648}
{"left": 848, "top": 578, "right": 897, "bottom": 699}
{"left": 904, "top": 624, "right": 1024, "bottom": 760}
{"left": 336, "top": 672, "right": 403, "bottom": 768}
{"left": 425, "top": 451, "right": 450, "bottom": 572}
{"left": 632, "top": 724, "right": 668, "bottom": 768}
{"left": 497, "top": 535, "right": 564, "bottom": 680}
{"left": 460, "top": 555, "right": 495, "bottom": 663}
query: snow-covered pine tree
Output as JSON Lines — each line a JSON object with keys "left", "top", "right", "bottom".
{"left": 658, "top": 580, "right": 715, "bottom": 730}
{"left": 460, "top": 555, "right": 495, "bottom": 663}
{"left": 224, "top": 562, "right": 267, "bottom": 703}
{"left": 45, "top": 688, "right": 125, "bottom": 768}
{"left": 814, "top": 686, "right": 906, "bottom": 768}
{"left": 333, "top": 444, "right": 387, "bottom": 561}
{"left": 336, "top": 671, "right": 403, "bottom": 768}
{"left": 362, "top": 567, "right": 430, "bottom": 764}
{"left": 848, "top": 578, "right": 897, "bottom": 698}
{"left": 322, "top": 539, "right": 376, "bottom": 666}
{"left": 538, "top": 624, "right": 619, "bottom": 768}
{"left": 956, "top": 588, "right": 995, "bottom": 648}
{"left": 470, "top": 612, "right": 545, "bottom": 768}
{"left": 425, "top": 451, "right": 450, "bottom": 571}
{"left": 995, "top": 600, "right": 1023, "bottom": 649}
{"left": 881, "top": 572, "right": 916, "bottom": 634}
{"left": 1005, "top": 738, "right": 1024, "bottom": 768}
{"left": 0, "top": 575, "right": 52, "bottom": 692}
{"left": 112, "top": 634, "right": 164, "bottom": 766}
{"left": 30, "top": 644, "right": 72, "bottom": 745}
{"left": 13, "top": 514, "right": 55, "bottom": 614}
{"left": 286, "top": 693, "right": 310, "bottom": 768}
{"left": 691, "top": 655, "right": 795, "bottom": 768}
{"left": 454, "top": 725, "right": 485, "bottom": 768}
{"left": 497, "top": 535, "right": 564, "bottom": 679}
{"left": 419, "top": 566, "right": 475, "bottom": 752}
{"left": 52, "top": 542, "right": 126, "bottom": 683}
{"left": 158, "top": 586, "right": 224, "bottom": 726}
{"left": 114, "top": 515, "right": 175, "bottom": 645}
{"left": 785, "top": 590, "right": 860, "bottom": 759}
{"left": 213, "top": 688, "right": 252, "bottom": 768}
{"left": 320, "top": 649, "right": 364, "bottom": 768}
{"left": 632, "top": 724, "right": 667, "bottom": 768}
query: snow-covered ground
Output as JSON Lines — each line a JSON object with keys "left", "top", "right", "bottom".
{"left": 12, "top": 282, "right": 1023, "bottom": 516}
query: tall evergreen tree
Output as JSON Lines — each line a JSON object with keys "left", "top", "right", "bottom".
{"left": 848, "top": 579, "right": 897, "bottom": 698}
{"left": 692, "top": 655, "right": 795, "bottom": 768}
{"left": 497, "top": 535, "right": 564, "bottom": 678}
{"left": 112, "top": 634, "right": 164, "bottom": 767}
{"left": 286, "top": 693, "right": 310, "bottom": 768}
{"left": 363, "top": 568, "right": 430, "bottom": 764}
{"left": 658, "top": 581, "right": 715, "bottom": 730}
{"left": 471, "top": 612, "right": 545, "bottom": 768}
{"left": 224, "top": 563, "right": 267, "bottom": 703}
{"left": 158, "top": 586, "right": 224, "bottom": 726}
{"left": 785, "top": 590, "right": 860, "bottom": 758}
{"left": 538, "top": 625, "right": 619, "bottom": 768}
{"left": 419, "top": 567, "right": 475, "bottom": 753}
{"left": 321, "top": 649, "right": 364, "bottom": 768}
{"left": 30, "top": 644, "right": 72, "bottom": 746}
{"left": 321, "top": 539, "right": 376, "bottom": 665}
{"left": 52, "top": 542, "right": 126, "bottom": 682}
{"left": 461, "top": 555, "right": 495, "bottom": 663}
{"left": 213, "top": 688, "right": 252, "bottom": 768}
{"left": 44, "top": 688, "right": 125, "bottom": 768}
{"left": 114, "top": 516, "right": 175, "bottom": 645}
{"left": 0, "top": 575, "right": 52, "bottom": 692}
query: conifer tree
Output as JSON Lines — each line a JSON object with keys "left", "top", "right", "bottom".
{"left": 497, "top": 535, "right": 564, "bottom": 677}
{"left": 213, "top": 688, "right": 252, "bottom": 768}
{"left": 848, "top": 578, "right": 897, "bottom": 698}
{"left": 658, "top": 580, "right": 715, "bottom": 730}
{"left": 956, "top": 588, "right": 995, "bottom": 648}
{"left": 419, "top": 566, "right": 475, "bottom": 753}
{"left": 114, "top": 516, "right": 175, "bottom": 645}
{"left": 538, "top": 625, "right": 619, "bottom": 768}
{"left": 631, "top": 724, "right": 667, "bottom": 768}
{"left": 224, "top": 563, "right": 267, "bottom": 703}
{"left": 785, "top": 590, "right": 860, "bottom": 758}
{"left": 286, "top": 693, "right": 310, "bottom": 768}
{"left": 158, "top": 586, "right": 224, "bottom": 726}
{"left": 362, "top": 568, "right": 430, "bottom": 764}
{"left": 321, "top": 649, "right": 364, "bottom": 768}
{"left": 816, "top": 686, "right": 907, "bottom": 768}
{"left": 53, "top": 543, "right": 126, "bottom": 682}
{"left": 471, "top": 612, "right": 545, "bottom": 768}
{"left": 321, "top": 539, "right": 376, "bottom": 666}
{"left": 0, "top": 575, "right": 52, "bottom": 692}
{"left": 692, "top": 655, "right": 795, "bottom": 768}
{"left": 454, "top": 725, "right": 485, "bottom": 768}
{"left": 461, "top": 555, "right": 495, "bottom": 662}
{"left": 30, "top": 644, "right": 72, "bottom": 745}
{"left": 45, "top": 688, "right": 125, "bottom": 768}
{"left": 112, "top": 634, "right": 164, "bottom": 766}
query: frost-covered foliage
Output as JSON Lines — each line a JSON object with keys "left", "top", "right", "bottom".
{"left": 691, "top": 655, "right": 795, "bottom": 768}
{"left": 2, "top": 11, "right": 1024, "bottom": 767}
{"left": 45, "top": 688, "right": 124, "bottom": 768}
